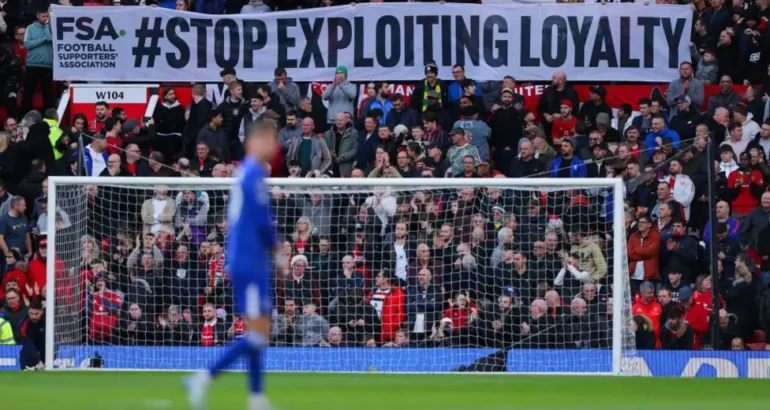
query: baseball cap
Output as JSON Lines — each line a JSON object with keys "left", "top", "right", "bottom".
{"left": 678, "top": 286, "right": 692, "bottom": 301}
{"left": 449, "top": 127, "right": 465, "bottom": 136}
{"left": 674, "top": 94, "right": 691, "bottom": 103}
{"left": 427, "top": 90, "right": 440, "bottom": 99}
{"left": 501, "top": 87, "right": 514, "bottom": 95}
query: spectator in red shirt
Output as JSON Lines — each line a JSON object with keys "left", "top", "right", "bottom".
{"left": 367, "top": 270, "right": 405, "bottom": 342}
{"left": 725, "top": 152, "right": 764, "bottom": 217}
{"left": 89, "top": 101, "right": 110, "bottom": 134}
{"left": 436, "top": 291, "right": 478, "bottom": 346}
{"left": 551, "top": 100, "right": 577, "bottom": 139}
{"left": 87, "top": 274, "right": 122, "bottom": 343}
{"left": 1, "top": 248, "right": 26, "bottom": 300}
{"left": 198, "top": 303, "right": 225, "bottom": 346}
{"left": 631, "top": 281, "right": 663, "bottom": 344}
{"left": 13, "top": 26, "right": 27, "bottom": 68}
{"left": 101, "top": 117, "right": 123, "bottom": 156}
{"left": 693, "top": 273, "right": 725, "bottom": 315}
{"left": 677, "top": 286, "right": 710, "bottom": 349}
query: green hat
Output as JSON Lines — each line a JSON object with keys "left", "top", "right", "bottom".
{"left": 336, "top": 66, "right": 348, "bottom": 77}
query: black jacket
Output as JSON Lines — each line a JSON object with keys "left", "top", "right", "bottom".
{"left": 507, "top": 156, "right": 546, "bottom": 179}
{"left": 19, "top": 314, "right": 45, "bottom": 368}
{"left": 669, "top": 108, "right": 700, "bottom": 142}
{"left": 17, "top": 170, "right": 46, "bottom": 216}
{"left": 22, "top": 122, "right": 55, "bottom": 173}
{"left": 489, "top": 105, "right": 523, "bottom": 154}
{"left": 183, "top": 98, "right": 214, "bottom": 157}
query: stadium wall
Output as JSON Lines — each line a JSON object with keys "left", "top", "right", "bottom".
{"left": 1, "top": 346, "right": 768, "bottom": 377}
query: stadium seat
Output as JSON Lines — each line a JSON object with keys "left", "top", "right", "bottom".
{"left": 752, "top": 330, "right": 766, "bottom": 343}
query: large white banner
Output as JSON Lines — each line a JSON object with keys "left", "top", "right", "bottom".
{"left": 51, "top": 3, "right": 691, "bottom": 83}
{"left": 483, "top": 1, "right": 648, "bottom": 4}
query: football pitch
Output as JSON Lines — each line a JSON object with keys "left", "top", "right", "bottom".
{"left": 1, "top": 372, "right": 768, "bottom": 410}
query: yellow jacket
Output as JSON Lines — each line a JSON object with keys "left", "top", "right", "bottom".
{"left": 44, "top": 118, "right": 64, "bottom": 160}
{"left": 0, "top": 318, "right": 15, "bottom": 345}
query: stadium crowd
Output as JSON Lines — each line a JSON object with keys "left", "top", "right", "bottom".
{"left": 0, "top": 0, "right": 770, "bottom": 370}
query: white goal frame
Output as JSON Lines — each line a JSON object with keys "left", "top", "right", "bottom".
{"left": 45, "top": 176, "right": 627, "bottom": 374}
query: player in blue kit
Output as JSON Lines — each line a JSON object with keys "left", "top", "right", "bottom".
{"left": 186, "top": 122, "right": 284, "bottom": 410}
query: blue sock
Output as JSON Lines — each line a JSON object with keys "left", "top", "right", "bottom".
{"left": 248, "top": 347, "right": 263, "bottom": 394}
{"left": 208, "top": 337, "right": 250, "bottom": 378}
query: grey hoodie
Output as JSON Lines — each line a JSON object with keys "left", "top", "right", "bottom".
{"left": 279, "top": 124, "right": 301, "bottom": 153}
{"left": 294, "top": 314, "right": 329, "bottom": 346}
{"left": 268, "top": 77, "right": 301, "bottom": 113}
{"left": 321, "top": 81, "right": 357, "bottom": 124}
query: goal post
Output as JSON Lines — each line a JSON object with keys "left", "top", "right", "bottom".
{"left": 45, "top": 176, "right": 635, "bottom": 374}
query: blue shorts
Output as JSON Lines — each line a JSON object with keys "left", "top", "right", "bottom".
{"left": 232, "top": 274, "right": 273, "bottom": 319}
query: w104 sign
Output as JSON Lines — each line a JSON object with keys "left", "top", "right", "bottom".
{"left": 50, "top": 3, "right": 691, "bottom": 83}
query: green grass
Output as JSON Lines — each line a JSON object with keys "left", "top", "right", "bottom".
{"left": 1, "top": 372, "right": 768, "bottom": 410}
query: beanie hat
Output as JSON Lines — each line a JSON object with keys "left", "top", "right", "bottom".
{"left": 335, "top": 66, "right": 348, "bottom": 78}
{"left": 425, "top": 61, "right": 438, "bottom": 75}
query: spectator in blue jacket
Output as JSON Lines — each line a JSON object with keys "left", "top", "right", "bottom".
{"left": 645, "top": 116, "right": 681, "bottom": 150}
{"left": 385, "top": 94, "right": 419, "bottom": 131}
{"left": 22, "top": 8, "right": 53, "bottom": 115}
{"left": 363, "top": 82, "right": 394, "bottom": 125}
{"left": 84, "top": 134, "right": 110, "bottom": 177}
{"left": 549, "top": 139, "right": 586, "bottom": 178}
{"left": 195, "top": 0, "right": 225, "bottom": 14}
{"left": 447, "top": 65, "right": 481, "bottom": 104}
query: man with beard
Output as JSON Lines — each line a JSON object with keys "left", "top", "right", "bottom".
{"left": 323, "top": 112, "right": 358, "bottom": 177}
{"left": 153, "top": 88, "right": 186, "bottom": 160}
{"left": 279, "top": 111, "right": 301, "bottom": 154}
{"left": 365, "top": 82, "right": 394, "bottom": 125}
{"left": 385, "top": 93, "right": 419, "bottom": 131}
{"left": 236, "top": 94, "right": 267, "bottom": 146}
{"left": 411, "top": 61, "right": 447, "bottom": 113}
{"left": 668, "top": 95, "right": 700, "bottom": 141}
{"left": 18, "top": 301, "right": 45, "bottom": 369}
{"left": 549, "top": 139, "right": 586, "bottom": 178}
{"left": 489, "top": 88, "right": 523, "bottom": 166}
{"left": 666, "top": 62, "right": 705, "bottom": 116}
{"left": 725, "top": 152, "right": 764, "bottom": 217}
{"left": 668, "top": 159, "right": 696, "bottom": 221}
{"left": 707, "top": 75, "right": 741, "bottom": 117}
{"left": 578, "top": 86, "right": 612, "bottom": 131}
{"left": 477, "top": 291, "right": 520, "bottom": 348}
{"left": 537, "top": 71, "right": 580, "bottom": 136}
{"left": 89, "top": 101, "right": 110, "bottom": 134}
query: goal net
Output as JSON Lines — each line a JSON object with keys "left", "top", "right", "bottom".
{"left": 45, "top": 177, "right": 637, "bottom": 374}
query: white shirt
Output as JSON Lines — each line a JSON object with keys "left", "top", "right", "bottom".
{"left": 87, "top": 146, "right": 107, "bottom": 177}
{"left": 394, "top": 243, "right": 407, "bottom": 281}
{"left": 151, "top": 199, "right": 166, "bottom": 233}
